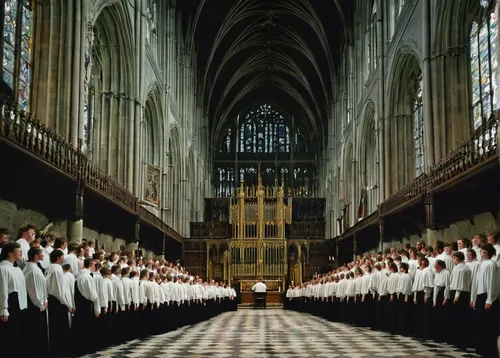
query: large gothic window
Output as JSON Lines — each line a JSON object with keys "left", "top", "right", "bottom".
{"left": 238, "top": 104, "right": 290, "bottom": 153}
{"left": 470, "top": 11, "right": 498, "bottom": 130}
{"left": 3, "top": 0, "right": 33, "bottom": 111}
{"left": 413, "top": 78, "right": 424, "bottom": 176}
{"left": 214, "top": 103, "right": 315, "bottom": 197}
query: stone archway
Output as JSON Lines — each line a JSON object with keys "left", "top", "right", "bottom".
{"left": 387, "top": 51, "right": 423, "bottom": 194}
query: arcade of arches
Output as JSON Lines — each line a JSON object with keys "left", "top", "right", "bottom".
{"left": 0, "top": 0, "right": 499, "bottom": 290}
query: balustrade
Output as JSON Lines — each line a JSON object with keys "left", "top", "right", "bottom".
{"left": 429, "top": 114, "right": 497, "bottom": 188}
{"left": 0, "top": 99, "right": 178, "bottom": 240}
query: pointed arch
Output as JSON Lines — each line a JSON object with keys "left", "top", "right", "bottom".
{"left": 359, "top": 101, "right": 378, "bottom": 216}
{"left": 143, "top": 84, "right": 164, "bottom": 166}
{"left": 343, "top": 141, "right": 354, "bottom": 228}
{"left": 187, "top": 149, "right": 197, "bottom": 222}
{"left": 387, "top": 50, "right": 423, "bottom": 195}
{"left": 169, "top": 127, "right": 182, "bottom": 230}
{"left": 89, "top": 2, "right": 135, "bottom": 185}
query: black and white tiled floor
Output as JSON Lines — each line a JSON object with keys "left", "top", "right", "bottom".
{"left": 84, "top": 308, "right": 480, "bottom": 358}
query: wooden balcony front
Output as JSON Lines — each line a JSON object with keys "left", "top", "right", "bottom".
{"left": 340, "top": 111, "right": 498, "bottom": 243}
{"left": 0, "top": 100, "right": 182, "bottom": 246}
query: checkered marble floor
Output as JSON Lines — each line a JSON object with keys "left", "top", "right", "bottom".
{"left": 83, "top": 308, "right": 479, "bottom": 358}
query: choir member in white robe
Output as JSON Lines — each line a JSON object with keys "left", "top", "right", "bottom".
{"left": 74, "top": 258, "right": 100, "bottom": 355}
{"left": 396, "top": 262, "right": 413, "bottom": 335}
{"left": 16, "top": 224, "right": 36, "bottom": 269}
{"left": 23, "top": 248, "right": 48, "bottom": 356}
{"left": 100, "top": 267, "right": 114, "bottom": 346}
{"left": 61, "top": 264, "right": 75, "bottom": 328}
{"left": 63, "top": 243, "right": 80, "bottom": 277}
{"left": 46, "top": 249, "right": 73, "bottom": 357}
{"left": 375, "top": 264, "right": 389, "bottom": 331}
{"left": 471, "top": 234, "right": 485, "bottom": 261}
{"left": 137, "top": 269, "right": 149, "bottom": 338}
{"left": 130, "top": 270, "right": 141, "bottom": 337}
{"left": 432, "top": 259, "right": 451, "bottom": 342}
{"left": 93, "top": 262, "right": 108, "bottom": 349}
{"left": 456, "top": 238, "right": 469, "bottom": 257}
{"left": 53, "top": 237, "right": 68, "bottom": 259}
{"left": 0, "top": 228, "right": 9, "bottom": 256}
{"left": 353, "top": 269, "right": 363, "bottom": 325}
{"left": 449, "top": 251, "right": 472, "bottom": 348}
{"left": 412, "top": 256, "right": 434, "bottom": 339}
{"left": 386, "top": 263, "right": 400, "bottom": 333}
{"left": 486, "top": 229, "right": 500, "bottom": 259}
{"left": 110, "top": 264, "right": 124, "bottom": 344}
{"left": 120, "top": 266, "right": 133, "bottom": 340}
{"left": 0, "top": 243, "right": 28, "bottom": 356}
{"left": 470, "top": 243, "right": 499, "bottom": 358}
{"left": 408, "top": 248, "right": 419, "bottom": 280}
{"left": 360, "top": 265, "right": 374, "bottom": 327}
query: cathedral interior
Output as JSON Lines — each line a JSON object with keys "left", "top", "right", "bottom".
{"left": 0, "top": 0, "right": 499, "bottom": 356}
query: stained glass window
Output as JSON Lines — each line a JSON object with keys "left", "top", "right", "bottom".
{"left": 3, "top": 0, "right": 33, "bottom": 112}
{"left": 18, "top": 2, "right": 32, "bottom": 111}
{"left": 470, "top": 11, "right": 498, "bottom": 130}
{"left": 237, "top": 104, "right": 290, "bottom": 153}
{"left": 3, "top": 0, "right": 18, "bottom": 89}
{"left": 413, "top": 78, "right": 424, "bottom": 176}
{"left": 83, "top": 27, "right": 94, "bottom": 153}
{"left": 215, "top": 166, "right": 235, "bottom": 197}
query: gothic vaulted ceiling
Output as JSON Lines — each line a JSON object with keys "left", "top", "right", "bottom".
{"left": 179, "top": 0, "right": 353, "bottom": 144}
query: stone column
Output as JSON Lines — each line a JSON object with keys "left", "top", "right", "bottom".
{"left": 422, "top": 0, "right": 435, "bottom": 169}
{"left": 376, "top": 0, "right": 386, "bottom": 202}
{"left": 126, "top": 242, "right": 139, "bottom": 259}
{"left": 67, "top": 219, "right": 83, "bottom": 244}
{"left": 378, "top": 218, "right": 385, "bottom": 252}
{"left": 132, "top": 0, "right": 144, "bottom": 195}
{"left": 424, "top": 192, "right": 440, "bottom": 246}
{"left": 32, "top": 1, "right": 86, "bottom": 143}
{"left": 353, "top": 234, "right": 357, "bottom": 262}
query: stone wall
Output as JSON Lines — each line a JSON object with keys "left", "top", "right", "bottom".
{"left": 0, "top": 199, "right": 50, "bottom": 236}
{"left": 361, "top": 211, "right": 500, "bottom": 256}
{"left": 0, "top": 198, "right": 134, "bottom": 256}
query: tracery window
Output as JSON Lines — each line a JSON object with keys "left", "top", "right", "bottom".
{"left": 412, "top": 78, "right": 424, "bottom": 176}
{"left": 216, "top": 167, "right": 234, "bottom": 198}
{"left": 238, "top": 104, "right": 290, "bottom": 153}
{"left": 219, "top": 128, "right": 232, "bottom": 153}
{"left": 145, "top": 0, "right": 157, "bottom": 57}
{"left": 83, "top": 25, "right": 95, "bottom": 154}
{"left": 470, "top": 11, "right": 498, "bottom": 130}
{"left": 3, "top": 0, "right": 33, "bottom": 112}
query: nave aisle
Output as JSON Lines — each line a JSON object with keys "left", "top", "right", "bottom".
{"left": 83, "top": 309, "right": 478, "bottom": 358}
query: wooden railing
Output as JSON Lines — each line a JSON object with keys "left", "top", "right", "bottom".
{"left": 344, "top": 112, "right": 498, "bottom": 237}
{"left": 0, "top": 100, "right": 181, "bottom": 241}
{"left": 80, "top": 156, "right": 137, "bottom": 212}
{"left": 0, "top": 102, "right": 80, "bottom": 178}
{"left": 342, "top": 210, "right": 379, "bottom": 239}
{"left": 190, "top": 222, "right": 232, "bottom": 238}
{"left": 285, "top": 222, "right": 325, "bottom": 238}
{"left": 379, "top": 173, "right": 427, "bottom": 216}
{"left": 428, "top": 114, "right": 497, "bottom": 188}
